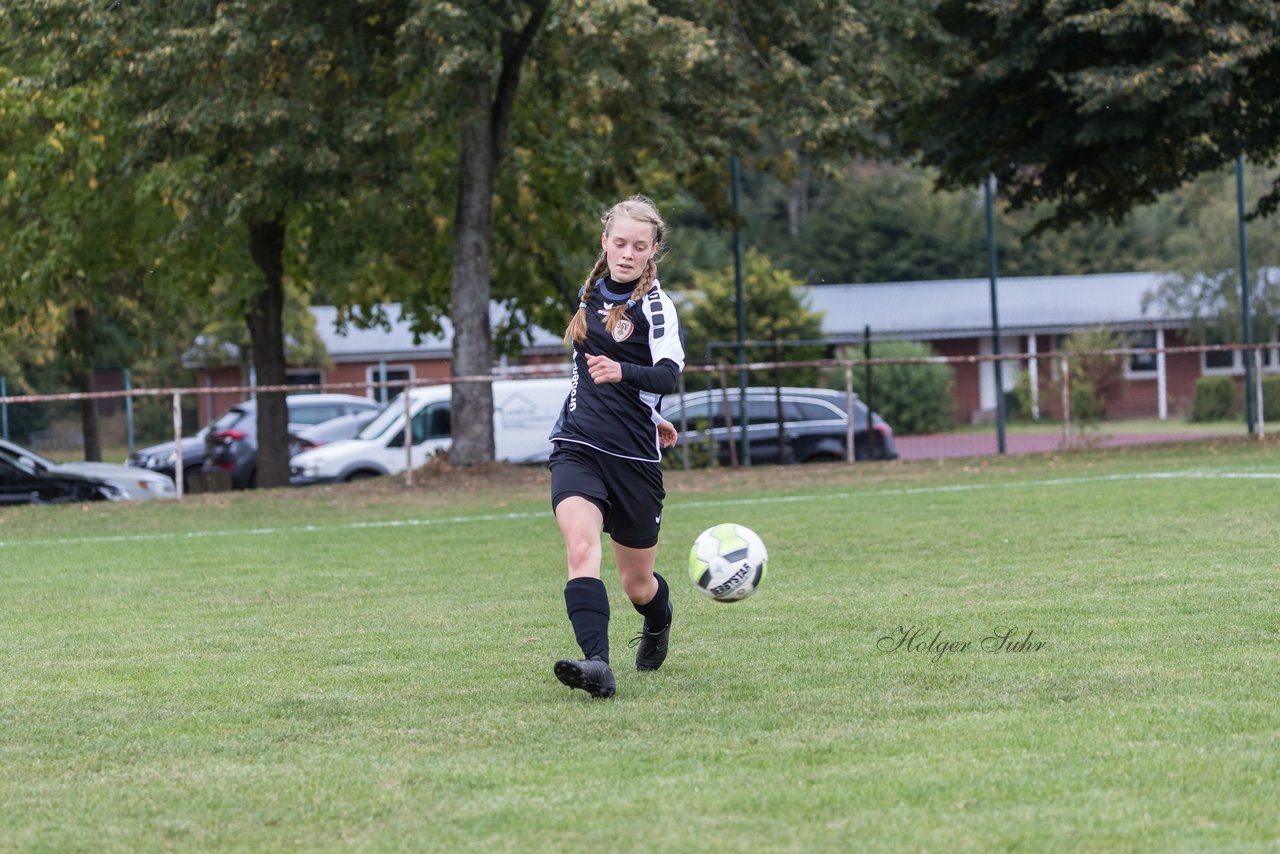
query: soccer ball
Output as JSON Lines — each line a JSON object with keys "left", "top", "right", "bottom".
{"left": 688, "top": 523, "right": 768, "bottom": 602}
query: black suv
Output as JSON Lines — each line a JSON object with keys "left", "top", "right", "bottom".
{"left": 662, "top": 386, "right": 898, "bottom": 465}
{"left": 203, "top": 393, "right": 382, "bottom": 489}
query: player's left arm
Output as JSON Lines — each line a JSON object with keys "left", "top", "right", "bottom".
{"left": 622, "top": 287, "right": 685, "bottom": 394}
{"left": 619, "top": 359, "right": 679, "bottom": 394}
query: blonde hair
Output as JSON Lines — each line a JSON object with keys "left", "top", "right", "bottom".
{"left": 563, "top": 195, "right": 666, "bottom": 345}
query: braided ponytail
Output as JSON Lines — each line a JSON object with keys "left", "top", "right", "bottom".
{"left": 564, "top": 252, "right": 608, "bottom": 345}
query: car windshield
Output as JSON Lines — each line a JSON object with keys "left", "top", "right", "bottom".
{"left": 357, "top": 398, "right": 404, "bottom": 441}
{"left": 0, "top": 440, "right": 58, "bottom": 471}
{"left": 0, "top": 446, "right": 42, "bottom": 475}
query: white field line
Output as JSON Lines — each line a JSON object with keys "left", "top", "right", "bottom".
{"left": 1, "top": 469, "right": 1278, "bottom": 551}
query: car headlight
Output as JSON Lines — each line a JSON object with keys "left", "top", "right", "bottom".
{"left": 139, "top": 477, "right": 178, "bottom": 495}
{"left": 100, "top": 483, "right": 128, "bottom": 501}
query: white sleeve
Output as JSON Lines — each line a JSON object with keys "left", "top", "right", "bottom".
{"left": 645, "top": 286, "right": 685, "bottom": 370}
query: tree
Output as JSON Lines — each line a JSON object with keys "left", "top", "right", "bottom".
{"left": 394, "top": 0, "right": 937, "bottom": 463}
{"left": 674, "top": 160, "right": 1189, "bottom": 286}
{"left": 900, "top": 0, "right": 1280, "bottom": 234}
{"left": 22, "top": 1, "right": 936, "bottom": 470}
{"left": 0, "top": 42, "right": 180, "bottom": 460}
{"left": 187, "top": 277, "right": 332, "bottom": 388}
{"left": 681, "top": 250, "right": 826, "bottom": 388}
{"left": 22, "top": 1, "right": 418, "bottom": 485}
{"left": 1059, "top": 327, "right": 1126, "bottom": 427}
{"left": 1144, "top": 162, "right": 1280, "bottom": 345}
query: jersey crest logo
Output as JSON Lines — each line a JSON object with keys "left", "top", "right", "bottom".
{"left": 612, "top": 317, "right": 634, "bottom": 342}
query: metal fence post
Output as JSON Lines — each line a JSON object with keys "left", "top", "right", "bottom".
{"left": 403, "top": 384, "right": 414, "bottom": 487}
{"left": 1, "top": 376, "right": 8, "bottom": 441}
{"left": 677, "top": 372, "right": 689, "bottom": 472}
{"left": 718, "top": 362, "right": 738, "bottom": 468}
{"left": 172, "top": 392, "right": 184, "bottom": 499}
{"left": 1255, "top": 348, "right": 1265, "bottom": 440}
{"left": 864, "top": 326, "right": 875, "bottom": 461}
{"left": 124, "top": 368, "right": 135, "bottom": 456}
{"left": 1060, "top": 355, "right": 1071, "bottom": 446}
{"left": 845, "top": 363, "right": 855, "bottom": 463}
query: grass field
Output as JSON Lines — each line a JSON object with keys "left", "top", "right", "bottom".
{"left": 2, "top": 439, "right": 1279, "bottom": 852}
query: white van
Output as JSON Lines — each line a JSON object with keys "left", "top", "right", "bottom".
{"left": 289, "top": 376, "right": 571, "bottom": 485}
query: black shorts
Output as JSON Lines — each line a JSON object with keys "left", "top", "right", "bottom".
{"left": 549, "top": 441, "right": 666, "bottom": 549}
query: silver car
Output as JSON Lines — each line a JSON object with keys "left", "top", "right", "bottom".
{"left": 0, "top": 438, "right": 177, "bottom": 501}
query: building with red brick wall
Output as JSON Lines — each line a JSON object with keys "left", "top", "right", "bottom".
{"left": 187, "top": 275, "right": 1277, "bottom": 426}
{"left": 806, "top": 272, "right": 1277, "bottom": 424}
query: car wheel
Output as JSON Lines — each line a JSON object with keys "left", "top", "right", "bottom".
{"left": 343, "top": 470, "right": 378, "bottom": 482}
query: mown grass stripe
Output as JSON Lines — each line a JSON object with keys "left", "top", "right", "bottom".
{"left": 2, "top": 468, "right": 1277, "bottom": 550}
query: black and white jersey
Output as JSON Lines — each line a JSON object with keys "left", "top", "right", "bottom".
{"left": 550, "top": 277, "right": 685, "bottom": 462}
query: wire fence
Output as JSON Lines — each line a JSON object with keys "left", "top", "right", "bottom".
{"left": 1, "top": 343, "right": 1272, "bottom": 499}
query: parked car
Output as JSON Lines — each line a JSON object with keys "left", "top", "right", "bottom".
{"left": 291, "top": 377, "right": 571, "bottom": 485}
{"left": 661, "top": 386, "right": 898, "bottom": 464}
{"left": 289, "top": 409, "right": 381, "bottom": 456}
{"left": 0, "top": 444, "right": 128, "bottom": 505}
{"left": 0, "top": 437, "right": 176, "bottom": 501}
{"left": 204, "top": 393, "right": 384, "bottom": 489}
{"left": 127, "top": 427, "right": 211, "bottom": 486}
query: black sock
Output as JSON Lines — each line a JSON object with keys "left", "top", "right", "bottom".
{"left": 632, "top": 572, "right": 671, "bottom": 633}
{"left": 564, "top": 577, "right": 610, "bottom": 663}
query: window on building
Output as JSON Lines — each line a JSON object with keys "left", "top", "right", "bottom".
{"left": 1204, "top": 350, "right": 1235, "bottom": 371}
{"left": 287, "top": 370, "right": 323, "bottom": 389}
{"left": 1126, "top": 330, "right": 1158, "bottom": 375}
{"left": 1258, "top": 332, "right": 1279, "bottom": 371}
{"left": 366, "top": 366, "right": 414, "bottom": 402}
{"left": 1201, "top": 328, "right": 1238, "bottom": 373}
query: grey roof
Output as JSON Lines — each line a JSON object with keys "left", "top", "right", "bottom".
{"left": 805, "top": 271, "right": 1185, "bottom": 342}
{"left": 311, "top": 303, "right": 563, "bottom": 361}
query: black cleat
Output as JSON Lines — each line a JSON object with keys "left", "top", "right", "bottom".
{"left": 632, "top": 603, "right": 672, "bottom": 672}
{"left": 554, "top": 656, "right": 616, "bottom": 698}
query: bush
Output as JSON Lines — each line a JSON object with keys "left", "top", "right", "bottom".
{"left": 1068, "top": 379, "right": 1104, "bottom": 429}
{"left": 1261, "top": 375, "right": 1280, "bottom": 425}
{"left": 826, "top": 340, "right": 953, "bottom": 435}
{"left": 661, "top": 417, "right": 719, "bottom": 470}
{"left": 1007, "top": 371, "right": 1037, "bottom": 422}
{"left": 1189, "top": 376, "right": 1237, "bottom": 422}
{"left": 1062, "top": 328, "right": 1125, "bottom": 428}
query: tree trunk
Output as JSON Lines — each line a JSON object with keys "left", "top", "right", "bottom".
{"left": 448, "top": 82, "right": 497, "bottom": 466}
{"left": 445, "top": 8, "right": 548, "bottom": 466}
{"left": 246, "top": 217, "right": 290, "bottom": 489}
{"left": 71, "top": 306, "right": 102, "bottom": 462}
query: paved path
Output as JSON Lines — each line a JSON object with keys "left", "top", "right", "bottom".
{"left": 893, "top": 430, "right": 1245, "bottom": 461}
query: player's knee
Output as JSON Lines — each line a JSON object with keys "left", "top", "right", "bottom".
{"left": 620, "top": 572, "right": 656, "bottom": 604}
{"left": 565, "top": 537, "right": 599, "bottom": 574}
